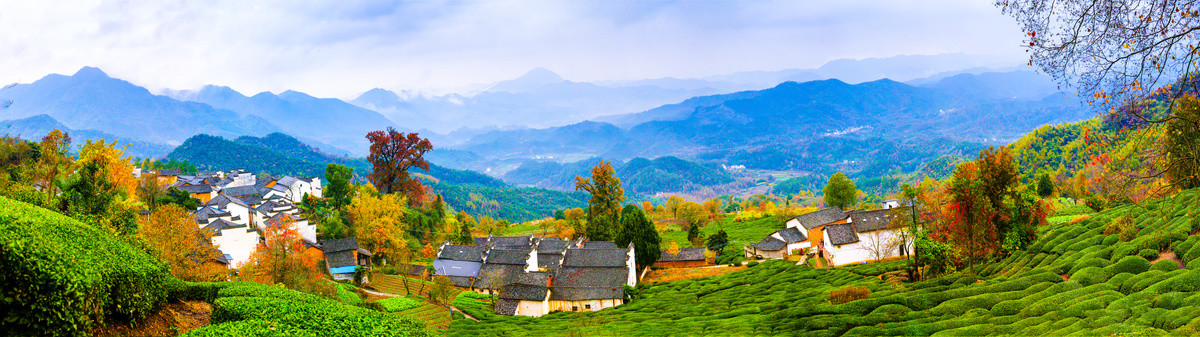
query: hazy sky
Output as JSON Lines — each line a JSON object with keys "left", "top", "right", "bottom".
{"left": 0, "top": 0, "right": 1028, "bottom": 98}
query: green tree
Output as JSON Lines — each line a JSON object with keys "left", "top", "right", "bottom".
{"left": 324, "top": 163, "right": 355, "bottom": 210}
{"left": 575, "top": 161, "right": 625, "bottom": 241}
{"left": 615, "top": 205, "right": 661, "bottom": 269}
{"left": 705, "top": 229, "right": 729, "bottom": 253}
{"left": 1166, "top": 96, "right": 1200, "bottom": 189}
{"left": 1036, "top": 173, "right": 1055, "bottom": 197}
{"left": 158, "top": 187, "right": 201, "bottom": 211}
{"left": 455, "top": 222, "right": 473, "bottom": 245}
{"left": 822, "top": 172, "right": 858, "bottom": 209}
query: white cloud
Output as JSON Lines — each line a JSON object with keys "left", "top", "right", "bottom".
{"left": 0, "top": 0, "right": 1028, "bottom": 98}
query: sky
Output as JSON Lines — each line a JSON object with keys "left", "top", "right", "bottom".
{"left": 0, "top": 0, "right": 1029, "bottom": 98}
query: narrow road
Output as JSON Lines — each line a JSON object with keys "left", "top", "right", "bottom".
{"left": 361, "top": 287, "right": 479, "bottom": 321}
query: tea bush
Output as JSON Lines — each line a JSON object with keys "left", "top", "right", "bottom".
{"left": 0, "top": 196, "right": 172, "bottom": 336}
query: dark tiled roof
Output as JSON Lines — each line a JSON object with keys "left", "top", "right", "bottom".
{"left": 751, "top": 236, "right": 786, "bottom": 251}
{"left": 792, "top": 207, "right": 847, "bottom": 230}
{"left": 213, "top": 249, "right": 230, "bottom": 265}
{"left": 536, "top": 238, "right": 570, "bottom": 253}
{"left": 537, "top": 253, "right": 564, "bottom": 270}
{"left": 177, "top": 184, "right": 213, "bottom": 193}
{"left": 777, "top": 227, "right": 807, "bottom": 243}
{"left": 826, "top": 223, "right": 861, "bottom": 246}
{"left": 561, "top": 248, "right": 627, "bottom": 267}
{"left": 658, "top": 247, "right": 707, "bottom": 262}
{"left": 499, "top": 284, "right": 549, "bottom": 301}
{"left": 446, "top": 275, "right": 476, "bottom": 288}
{"left": 432, "top": 259, "right": 482, "bottom": 278}
{"left": 851, "top": 209, "right": 894, "bottom": 232}
{"left": 486, "top": 249, "right": 531, "bottom": 265}
{"left": 495, "top": 299, "right": 520, "bottom": 316}
{"left": 322, "top": 237, "right": 359, "bottom": 253}
{"left": 206, "top": 194, "right": 248, "bottom": 209}
{"left": 277, "top": 176, "right": 301, "bottom": 187}
{"left": 550, "top": 267, "right": 628, "bottom": 300}
{"left": 490, "top": 235, "right": 532, "bottom": 248}
{"left": 510, "top": 271, "right": 551, "bottom": 286}
{"left": 326, "top": 250, "right": 357, "bottom": 268}
{"left": 579, "top": 241, "right": 619, "bottom": 249}
{"left": 238, "top": 196, "right": 262, "bottom": 206}
{"left": 476, "top": 264, "right": 526, "bottom": 289}
{"left": 222, "top": 185, "right": 263, "bottom": 198}
{"left": 202, "top": 218, "right": 243, "bottom": 237}
{"left": 438, "top": 244, "right": 487, "bottom": 262}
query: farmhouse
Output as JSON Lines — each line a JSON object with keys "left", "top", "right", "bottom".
{"left": 744, "top": 226, "right": 810, "bottom": 259}
{"left": 322, "top": 237, "right": 372, "bottom": 281}
{"left": 821, "top": 209, "right": 913, "bottom": 266}
{"left": 786, "top": 207, "right": 850, "bottom": 249}
{"left": 654, "top": 247, "right": 710, "bottom": 268}
{"left": 431, "top": 237, "right": 637, "bottom": 317}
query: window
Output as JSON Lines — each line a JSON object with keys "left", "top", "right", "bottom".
{"left": 572, "top": 306, "right": 578, "bottom": 311}
{"left": 585, "top": 304, "right": 592, "bottom": 310}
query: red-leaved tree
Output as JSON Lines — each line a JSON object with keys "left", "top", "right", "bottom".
{"left": 366, "top": 128, "right": 432, "bottom": 206}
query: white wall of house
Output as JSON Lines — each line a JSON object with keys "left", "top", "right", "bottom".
{"left": 822, "top": 228, "right": 911, "bottom": 266}
{"left": 226, "top": 203, "right": 250, "bottom": 226}
{"left": 549, "top": 299, "right": 622, "bottom": 312}
{"left": 785, "top": 218, "right": 801, "bottom": 229}
{"left": 297, "top": 219, "right": 316, "bottom": 243}
{"left": 524, "top": 250, "right": 539, "bottom": 273}
{"left": 212, "top": 227, "right": 261, "bottom": 268}
{"left": 517, "top": 298, "right": 550, "bottom": 317}
{"left": 626, "top": 246, "right": 637, "bottom": 287}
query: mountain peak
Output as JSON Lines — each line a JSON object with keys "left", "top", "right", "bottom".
{"left": 518, "top": 67, "right": 564, "bottom": 83}
{"left": 488, "top": 67, "right": 565, "bottom": 93}
{"left": 72, "top": 66, "right": 110, "bottom": 79}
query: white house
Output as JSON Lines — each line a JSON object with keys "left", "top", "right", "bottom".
{"left": 206, "top": 194, "right": 252, "bottom": 227}
{"left": 276, "top": 176, "right": 322, "bottom": 203}
{"left": 822, "top": 209, "right": 912, "bottom": 266}
{"left": 203, "top": 218, "right": 260, "bottom": 268}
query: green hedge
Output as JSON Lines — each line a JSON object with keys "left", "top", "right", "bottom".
{"left": 182, "top": 282, "right": 433, "bottom": 337}
{"left": 0, "top": 196, "right": 172, "bottom": 336}
{"left": 377, "top": 296, "right": 422, "bottom": 312}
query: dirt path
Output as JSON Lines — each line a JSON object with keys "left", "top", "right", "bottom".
{"left": 1151, "top": 250, "right": 1185, "bottom": 269}
{"left": 93, "top": 300, "right": 212, "bottom": 336}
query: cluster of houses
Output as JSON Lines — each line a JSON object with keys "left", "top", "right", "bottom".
{"left": 138, "top": 168, "right": 367, "bottom": 279}
{"left": 431, "top": 235, "right": 637, "bottom": 317}
{"left": 745, "top": 200, "right": 912, "bottom": 266}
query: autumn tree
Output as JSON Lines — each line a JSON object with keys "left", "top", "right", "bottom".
{"left": 575, "top": 161, "right": 625, "bottom": 241}
{"left": 615, "top": 205, "right": 661, "bottom": 269}
{"left": 666, "top": 241, "right": 681, "bottom": 256}
{"left": 641, "top": 201, "right": 654, "bottom": 213}
{"left": 36, "top": 129, "right": 72, "bottom": 205}
{"left": 665, "top": 195, "right": 684, "bottom": 217}
{"left": 822, "top": 172, "right": 858, "bottom": 209}
{"left": 1165, "top": 96, "right": 1200, "bottom": 189}
{"left": 77, "top": 139, "right": 137, "bottom": 197}
{"left": 675, "top": 201, "right": 707, "bottom": 230}
{"left": 564, "top": 208, "right": 586, "bottom": 239}
{"left": 136, "top": 173, "right": 165, "bottom": 212}
{"left": 324, "top": 163, "right": 355, "bottom": 210}
{"left": 365, "top": 128, "right": 432, "bottom": 206}
{"left": 239, "top": 216, "right": 332, "bottom": 297}
{"left": 421, "top": 243, "right": 437, "bottom": 259}
{"left": 943, "top": 161, "right": 999, "bottom": 272}
{"left": 345, "top": 187, "right": 412, "bottom": 264}
{"left": 137, "top": 204, "right": 227, "bottom": 281}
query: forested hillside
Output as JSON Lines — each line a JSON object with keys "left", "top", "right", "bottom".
{"left": 503, "top": 156, "right": 733, "bottom": 195}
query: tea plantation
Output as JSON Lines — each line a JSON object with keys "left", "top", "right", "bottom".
{"left": 449, "top": 189, "right": 1200, "bottom": 336}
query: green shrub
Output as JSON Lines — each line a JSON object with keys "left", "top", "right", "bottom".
{"left": 747, "top": 261, "right": 759, "bottom": 267}
{"left": 1151, "top": 260, "right": 1181, "bottom": 272}
{"left": 1105, "top": 256, "right": 1151, "bottom": 275}
{"left": 0, "top": 196, "right": 172, "bottom": 336}
{"left": 1068, "top": 257, "right": 1110, "bottom": 275}
{"left": 377, "top": 296, "right": 422, "bottom": 312}
{"left": 184, "top": 282, "right": 432, "bottom": 337}
{"left": 1139, "top": 249, "right": 1161, "bottom": 260}
{"left": 1072, "top": 267, "right": 1110, "bottom": 286}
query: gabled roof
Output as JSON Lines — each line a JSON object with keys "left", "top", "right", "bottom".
{"left": 177, "top": 184, "right": 213, "bottom": 193}
{"left": 499, "top": 284, "right": 549, "bottom": 301}
{"left": 486, "top": 249, "right": 530, "bottom": 265}
{"left": 658, "top": 247, "right": 707, "bottom": 262}
{"left": 850, "top": 209, "right": 893, "bottom": 232}
{"left": 322, "top": 237, "right": 360, "bottom": 253}
{"left": 438, "top": 245, "right": 487, "bottom": 262}
{"left": 473, "top": 237, "right": 490, "bottom": 246}
{"left": 326, "top": 250, "right": 358, "bottom": 268}
{"left": 202, "top": 218, "right": 243, "bottom": 236}
{"left": 535, "top": 238, "right": 570, "bottom": 253}
{"left": 549, "top": 267, "right": 627, "bottom": 300}
{"left": 494, "top": 299, "right": 520, "bottom": 316}
{"left": 825, "top": 223, "right": 861, "bottom": 246}
{"left": 277, "top": 176, "right": 301, "bottom": 187}
{"left": 432, "top": 259, "right": 482, "bottom": 278}
{"left": 537, "top": 253, "right": 564, "bottom": 270}
{"left": 792, "top": 207, "right": 847, "bottom": 230}
{"left": 751, "top": 236, "right": 786, "bottom": 251}
{"left": 561, "top": 248, "right": 627, "bottom": 268}
{"left": 476, "top": 264, "right": 525, "bottom": 289}
{"left": 206, "top": 194, "right": 248, "bottom": 209}
{"left": 221, "top": 185, "right": 263, "bottom": 198}
{"left": 777, "top": 227, "right": 807, "bottom": 243}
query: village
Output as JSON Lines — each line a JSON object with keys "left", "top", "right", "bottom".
{"left": 141, "top": 162, "right": 915, "bottom": 319}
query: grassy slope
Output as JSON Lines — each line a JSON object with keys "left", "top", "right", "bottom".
{"left": 448, "top": 189, "right": 1200, "bottom": 336}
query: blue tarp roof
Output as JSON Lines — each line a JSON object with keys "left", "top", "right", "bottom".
{"left": 329, "top": 265, "right": 357, "bottom": 274}
{"left": 433, "top": 259, "right": 482, "bottom": 277}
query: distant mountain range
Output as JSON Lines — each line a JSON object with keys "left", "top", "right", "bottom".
{"left": 0, "top": 114, "right": 174, "bottom": 158}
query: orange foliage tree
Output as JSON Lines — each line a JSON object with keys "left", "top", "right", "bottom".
{"left": 365, "top": 128, "right": 432, "bottom": 206}
{"left": 239, "top": 216, "right": 332, "bottom": 297}
{"left": 137, "top": 204, "right": 228, "bottom": 281}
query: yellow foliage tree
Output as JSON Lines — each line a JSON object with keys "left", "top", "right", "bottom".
{"left": 345, "top": 191, "right": 412, "bottom": 264}
{"left": 78, "top": 139, "right": 137, "bottom": 198}
{"left": 36, "top": 129, "right": 74, "bottom": 204}
{"left": 666, "top": 241, "right": 681, "bottom": 256}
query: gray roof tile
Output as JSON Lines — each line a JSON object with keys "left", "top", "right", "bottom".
{"left": 777, "top": 227, "right": 807, "bottom": 243}
{"left": 792, "top": 207, "right": 847, "bottom": 230}
{"left": 561, "top": 248, "right": 627, "bottom": 267}
{"left": 850, "top": 209, "right": 894, "bottom": 232}
{"left": 659, "top": 247, "right": 707, "bottom": 262}
{"left": 826, "top": 223, "right": 861, "bottom": 246}
{"left": 439, "top": 244, "right": 487, "bottom": 262}
{"left": 751, "top": 236, "right": 786, "bottom": 251}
